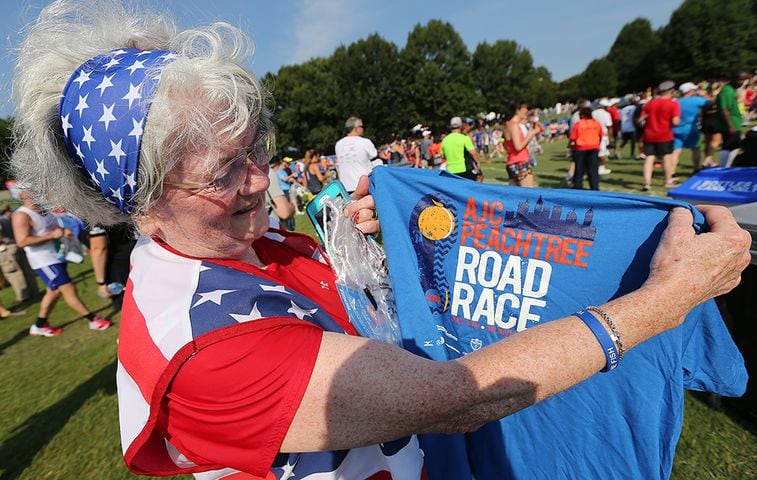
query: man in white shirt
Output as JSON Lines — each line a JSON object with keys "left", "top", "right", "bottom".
{"left": 335, "top": 117, "right": 377, "bottom": 193}
{"left": 592, "top": 99, "right": 614, "bottom": 174}
{"left": 620, "top": 100, "right": 639, "bottom": 159}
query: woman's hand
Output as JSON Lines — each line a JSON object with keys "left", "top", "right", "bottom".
{"left": 643, "top": 205, "right": 751, "bottom": 323}
{"left": 344, "top": 176, "right": 379, "bottom": 235}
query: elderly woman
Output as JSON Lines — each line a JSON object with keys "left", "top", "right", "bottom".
{"left": 11, "top": 1, "right": 751, "bottom": 479}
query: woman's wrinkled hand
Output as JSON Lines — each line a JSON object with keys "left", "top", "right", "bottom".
{"left": 645, "top": 205, "right": 751, "bottom": 318}
{"left": 344, "top": 176, "right": 379, "bottom": 235}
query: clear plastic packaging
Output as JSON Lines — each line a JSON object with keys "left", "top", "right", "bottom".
{"left": 322, "top": 197, "right": 402, "bottom": 346}
{"left": 57, "top": 236, "right": 84, "bottom": 264}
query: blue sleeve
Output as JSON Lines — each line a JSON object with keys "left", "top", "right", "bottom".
{"left": 680, "top": 300, "right": 747, "bottom": 397}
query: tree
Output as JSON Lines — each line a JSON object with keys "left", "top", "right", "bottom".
{"left": 557, "top": 74, "right": 583, "bottom": 103}
{"left": 579, "top": 59, "right": 618, "bottom": 99}
{"left": 399, "top": 20, "right": 482, "bottom": 129}
{"left": 606, "top": 18, "right": 661, "bottom": 93}
{"left": 0, "top": 118, "right": 13, "bottom": 186}
{"left": 531, "top": 66, "right": 559, "bottom": 108}
{"left": 330, "top": 34, "right": 404, "bottom": 144}
{"left": 658, "top": 0, "right": 757, "bottom": 81}
{"left": 265, "top": 58, "right": 341, "bottom": 153}
{"left": 471, "top": 40, "right": 556, "bottom": 109}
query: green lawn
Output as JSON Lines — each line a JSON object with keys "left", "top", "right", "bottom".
{"left": 0, "top": 137, "right": 754, "bottom": 479}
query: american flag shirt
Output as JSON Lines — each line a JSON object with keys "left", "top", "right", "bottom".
{"left": 117, "top": 229, "right": 424, "bottom": 479}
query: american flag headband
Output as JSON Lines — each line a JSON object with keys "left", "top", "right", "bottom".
{"left": 59, "top": 48, "right": 178, "bottom": 215}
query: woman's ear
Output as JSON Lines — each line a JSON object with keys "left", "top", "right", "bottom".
{"left": 132, "top": 210, "right": 161, "bottom": 237}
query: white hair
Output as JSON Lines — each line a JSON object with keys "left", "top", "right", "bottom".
{"left": 12, "top": 0, "right": 271, "bottom": 226}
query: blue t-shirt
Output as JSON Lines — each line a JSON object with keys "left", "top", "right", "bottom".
{"left": 674, "top": 96, "right": 710, "bottom": 135}
{"left": 370, "top": 167, "right": 747, "bottom": 480}
{"left": 276, "top": 169, "right": 291, "bottom": 193}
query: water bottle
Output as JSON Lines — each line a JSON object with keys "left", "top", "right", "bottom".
{"left": 107, "top": 282, "right": 125, "bottom": 295}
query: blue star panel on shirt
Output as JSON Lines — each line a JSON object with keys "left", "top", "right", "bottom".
{"left": 189, "top": 262, "right": 345, "bottom": 338}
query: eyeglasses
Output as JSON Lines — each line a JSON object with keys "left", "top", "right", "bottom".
{"left": 166, "top": 133, "right": 275, "bottom": 197}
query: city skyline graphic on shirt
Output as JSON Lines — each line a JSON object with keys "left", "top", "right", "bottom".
{"left": 501, "top": 196, "right": 597, "bottom": 241}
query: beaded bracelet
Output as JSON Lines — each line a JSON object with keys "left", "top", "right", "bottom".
{"left": 587, "top": 306, "right": 625, "bottom": 361}
{"left": 573, "top": 309, "right": 620, "bottom": 372}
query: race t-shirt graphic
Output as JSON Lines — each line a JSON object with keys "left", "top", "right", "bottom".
{"left": 370, "top": 168, "right": 747, "bottom": 480}
{"left": 406, "top": 189, "right": 604, "bottom": 357}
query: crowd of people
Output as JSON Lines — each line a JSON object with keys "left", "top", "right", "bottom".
{"left": 265, "top": 71, "right": 756, "bottom": 213}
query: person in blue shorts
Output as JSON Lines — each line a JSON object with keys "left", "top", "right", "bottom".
{"left": 672, "top": 82, "right": 711, "bottom": 174}
{"left": 12, "top": 189, "right": 112, "bottom": 337}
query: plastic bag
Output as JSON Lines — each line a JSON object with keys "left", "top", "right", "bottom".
{"left": 57, "top": 236, "right": 84, "bottom": 264}
{"left": 322, "top": 197, "right": 402, "bottom": 346}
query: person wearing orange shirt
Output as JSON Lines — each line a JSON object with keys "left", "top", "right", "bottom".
{"left": 570, "top": 107, "right": 605, "bottom": 190}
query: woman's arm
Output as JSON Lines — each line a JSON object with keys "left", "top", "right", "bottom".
{"left": 281, "top": 205, "right": 751, "bottom": 452}
{"left": 311, "top": 164, "right": 327, "bottom": 182}
{"left": 507, "top": 122, "right": 539, "bottom": 152}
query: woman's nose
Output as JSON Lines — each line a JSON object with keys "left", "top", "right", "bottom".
{"left": 238, "top": 160, "right": 269, "bottom": 195}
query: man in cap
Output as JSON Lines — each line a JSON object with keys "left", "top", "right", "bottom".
{"left": 672, "top": 82, "right": 711, "bottom": 172}
{"left": 420, "top": 129, "right": 433, "bottom": 168}
{"left": 639, "top": 80, "right": 680, "bottom": 191}
{"left": 335, "top": 116, "right": 378, "bottom": 194}
{"left": 441, "top": 116, "right": 480, "bottom": 180}
{"left": 592, "top": 99, "right": 614, "bottom": 174}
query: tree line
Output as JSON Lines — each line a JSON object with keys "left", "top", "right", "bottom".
{"left": 265, "top": 0, "right": 755, "bottom": 154}
{"left": 0, "top": 0, "right": 754, "bottom": 174}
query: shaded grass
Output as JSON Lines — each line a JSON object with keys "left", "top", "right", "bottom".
{"left": 0, "top": 138, "right": 753, "bottom": 478}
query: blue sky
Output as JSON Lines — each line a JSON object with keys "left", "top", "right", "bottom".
{"left": 0, "top": 0, "right": 683, "bottom": 118}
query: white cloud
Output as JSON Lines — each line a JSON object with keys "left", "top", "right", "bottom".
{"left": 288, "top": 0, "right": 372, "bottom": 65}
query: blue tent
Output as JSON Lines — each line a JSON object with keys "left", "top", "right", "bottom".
{"left": 667, "top": 167, "right": 757, "bottom": 205}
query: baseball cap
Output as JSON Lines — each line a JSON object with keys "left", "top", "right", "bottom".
{"left": 658, "top": 80, "right": 675, "bottom": 92}
{"left": 598, "top": 99, "right": 611, "bottom": 107}
{"left": 465, "top": 117, "right": 475, "bottom": 125}
{"left": 679, "top": 82, "right": 698, "bottom": 94}
{"left": 422, "top": 129, "right": 431, "bottom": 136}
{"left": 450, "top": 116, "right": 462, "bottom": 128}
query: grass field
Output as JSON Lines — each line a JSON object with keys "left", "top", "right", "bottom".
{"left": 0, "top": 137, "right": 754, "bottom": 479}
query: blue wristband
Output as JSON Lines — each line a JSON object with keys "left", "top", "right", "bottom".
{"left": 574, "top": 309, "right": 619, "bottom": 372}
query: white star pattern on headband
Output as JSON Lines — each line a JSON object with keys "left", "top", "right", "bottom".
{"left": 125, "top": 59, "right": 145, "bottom": 75}
{"left": 109, "top": 139, "right": 126, "bottom": 164}
{"left": 95, "top": 159, "right": 109, "bottom": 180}
{"left": 74, "top": 143, "right": 85, "bottom": 160}
{"left": 129, "top": 118, "right": 144, "bottom": 140}
{"left": 103, "top": 57, "right": 120, "bottom": 69}
{"left": 110, "top": 187, "right": 124, "bottom": 202}
{"left": 75, "top": 94, "right": 89, "bottom": 116}
{"left": 99, "top": 104, "right": 116, "bottom": 130}
{"left": 61, "top": 114, "right": 73, "bottom": 137}
{"left": 96, "top": 74, "right": 115, "bottom": 95}
{"left": 123, "top": 83, "right": 142, "bottom": 109}
{"left": 73, "top": 70, "right": 91, "bottom": 87}
{"left": 123, "top": 172, "right": 137, "bottom": 190}
{"left": 81, "top": 125, "right": 96, "bottom": 149}
{"left": 60, "top": 48, "right": 177, "bottom": 214}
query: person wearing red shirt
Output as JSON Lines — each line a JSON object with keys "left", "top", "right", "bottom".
{"left": 569, "top": 107, "right": 605, "bottom": 190}
{"left": 607, "top": 101, "right": 622, "bottom": 158}
{"left": 639, "top": 81, "right": 681, "bottom": 191}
